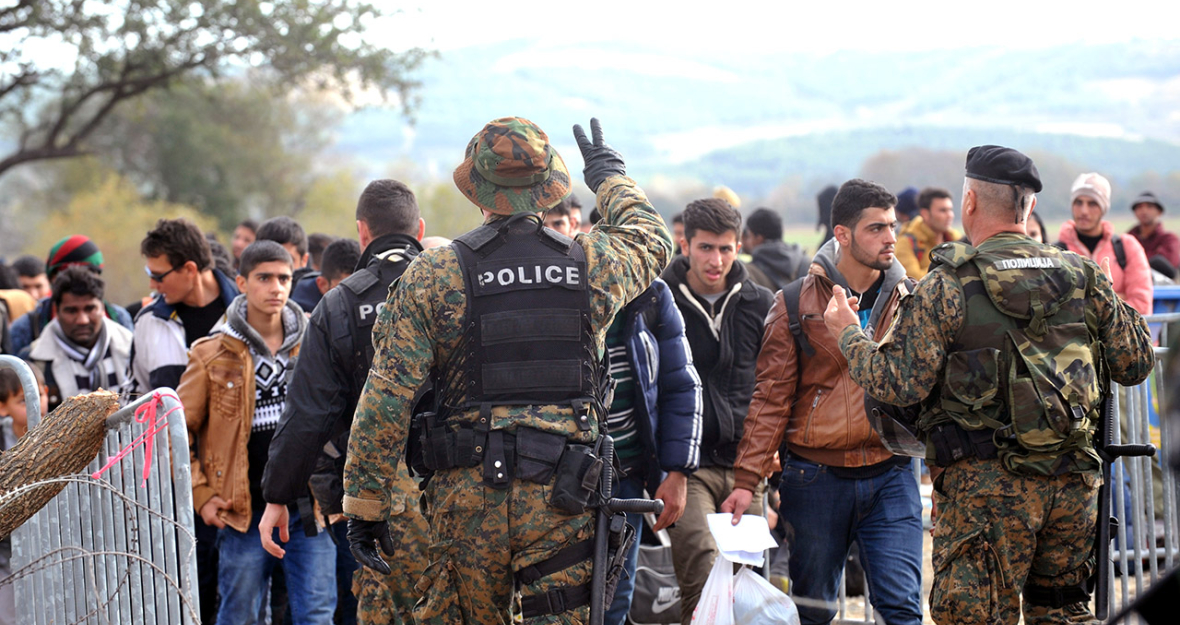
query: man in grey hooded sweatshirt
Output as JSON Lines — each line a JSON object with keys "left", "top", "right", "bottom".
{"left": 179, "top": 240, "right": 336, "bottom": 624}
{"left": 722, "top": 178, "right": 924, "bottom": 625}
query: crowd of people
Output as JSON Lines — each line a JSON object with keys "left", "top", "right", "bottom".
{"left": 0, "top": 117, "right": 1167, "bottom": 625}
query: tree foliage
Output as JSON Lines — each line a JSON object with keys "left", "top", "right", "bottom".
{"left": 0, "top": 0, "right": 429, "bottom": 178}
{"left": 22, "top": 168, "right": 216, "bottom": 305}
{"left": 295, "top": 168, "right": 366, "bottom": 239}
{"left": 414, "top": 179, "right": 486, "bottom": 239}
{"left": 91, "top": 76, "right": 342, "bottom": 229}
{"left": 858, "top": 148, "right": 964, "bottom": 195}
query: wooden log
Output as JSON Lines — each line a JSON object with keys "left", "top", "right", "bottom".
{"left": 0, "top": 390, "right": 118, "bottom": 539}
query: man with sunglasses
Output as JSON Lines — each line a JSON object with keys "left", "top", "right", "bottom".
{"left": 129, "top": 216, "right": 239, "bottom": 624}
{"left": 130, "top": 218, "right": 239, "bottom": 396}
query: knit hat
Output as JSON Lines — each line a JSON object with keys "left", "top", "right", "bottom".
{"left": 453, "top": 117, "right": 572, "bottom": 216}
{"left": 45, "top": 235, "right": 103, "bottom": 279}
{"left": 1131, "top": 191, "right": 1164, "bottom": 213}
{"left": 896, "top": 187, "right": 920, "bottom": 218}
{"left": 1070, "top": 173, "right": 1112, "bottom": 213}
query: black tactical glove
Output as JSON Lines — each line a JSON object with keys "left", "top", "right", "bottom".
{"left": 347, "top": 518, "right": 395, "bottom": 575}
{"left": 572, "top": 117, "right": 626, "bottom": 193}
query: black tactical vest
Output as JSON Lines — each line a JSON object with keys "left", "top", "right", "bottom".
{"left": 444, "top": 214, "right": 598, "bottom": 416}
{"left": 329, "top": 243, "right": 420, "bottom": 387}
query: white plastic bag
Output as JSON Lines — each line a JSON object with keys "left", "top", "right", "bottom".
{"left": 689, "top": 555, "right": 734, "bottom": 625}
{"left": 732, "top": 567, "right": 800, "bottom": 625}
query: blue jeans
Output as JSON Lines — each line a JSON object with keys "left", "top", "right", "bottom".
{"left": 217, "top": 509, "right": 337, "bottom": 625}
{"left": 604, "top": 475, "right": 646, "bottom": 625}
{"left": 778, "top": 457, "right": 923, "bottom": 625}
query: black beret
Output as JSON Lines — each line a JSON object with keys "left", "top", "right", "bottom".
{"left": 964, "top": 145, "right": 1042, "bottom": 193}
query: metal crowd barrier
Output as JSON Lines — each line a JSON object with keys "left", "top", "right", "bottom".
{"left": 0, "top": 355, "right": 40, "bottom": 425}
{"left": 0, "top": 370, "right": 200, "bottom": 625}
{"left": 1104, "top": 313, "right": 1180, "bottom": 623}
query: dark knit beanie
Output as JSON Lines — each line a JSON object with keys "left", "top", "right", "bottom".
{"left": 46, "top": 235, "right": 103, "bottom": 279}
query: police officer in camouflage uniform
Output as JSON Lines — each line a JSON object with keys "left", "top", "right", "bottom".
{"left": 259, "top": 179, "right": 430, "bottom": 625}
{"left": 343, "top": 117, "right": 672, "bottom": 624}
{"left": 823, "top": 145, "right": 1155, "bottom": 625}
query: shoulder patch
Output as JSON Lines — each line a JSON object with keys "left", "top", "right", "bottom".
{"left": 929, "top": 242, "right": 977, "bottom": 269}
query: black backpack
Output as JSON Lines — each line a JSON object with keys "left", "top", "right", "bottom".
{"left": 780, "top": 278, "right": 816, "bottom": 357}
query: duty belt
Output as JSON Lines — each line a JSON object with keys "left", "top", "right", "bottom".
{"left": 420, "top": 423, "right": 585, "bottom": 490}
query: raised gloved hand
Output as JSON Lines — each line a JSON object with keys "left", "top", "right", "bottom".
{"left": 572, "top": 117, "right": 626, "bottom": 193}
{"left": 347, "top": 518, "right": 395, "bottom": 575}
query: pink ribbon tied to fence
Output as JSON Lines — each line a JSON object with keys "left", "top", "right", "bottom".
{"left": 92, "top": 391, "right": 180, "bottom": 486}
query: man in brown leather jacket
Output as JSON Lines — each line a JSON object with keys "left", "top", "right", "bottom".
{"left": 722, "top": 179, "right": 924, "bottom": 625}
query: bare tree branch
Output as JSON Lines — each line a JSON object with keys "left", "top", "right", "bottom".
{"left": 0, "top": 0, "right": 428, "bottom": 180}
{"left": 0, "top": 67, "right": 38, "bottom": 101}
{"left": 2, "top": 53, "right": 210, "bottom": 174}
{"left": 0, "top": 0, "right": 37, "bottom": 33}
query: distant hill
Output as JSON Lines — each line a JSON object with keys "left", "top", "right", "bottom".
{"left": 334, "top": 38, "right": 1180, "bottom": 204}
{"left": 676, "top": 126, "right": 1180, "bottom": 194}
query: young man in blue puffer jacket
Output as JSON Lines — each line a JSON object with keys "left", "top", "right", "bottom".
{"left": 602, "top": 275, "right": 702, "bottom": 625}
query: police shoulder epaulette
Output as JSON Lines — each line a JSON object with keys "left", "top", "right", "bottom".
{"left": 929, "top": 242, "right": 977, "bottom": 269}
{"left": 454, "top": 225, "right": 500, "bottom": 252}
{"left": 339, "top": 267, "right": 380, "bottom": 294}
{"left": 538, "top": 226, "right": 574, "bottom": 253}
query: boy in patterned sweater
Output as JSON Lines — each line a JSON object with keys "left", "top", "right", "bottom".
{"left": 179, "top": 240, "right": 335, "bottom": 623}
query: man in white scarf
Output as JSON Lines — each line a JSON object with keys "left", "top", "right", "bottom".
{"left": 26, "top": 266, "right": 132, "bottom": 410}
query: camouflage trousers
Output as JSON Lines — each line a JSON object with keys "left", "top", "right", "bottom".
{"left": 412, "top": 466, "right": 596, "bottom": 625}
{"left": 931, "top": 456, "right": 1100, "bottom": 625}
{"left": 353, "top": 498, "right": 432, "bottom": 625}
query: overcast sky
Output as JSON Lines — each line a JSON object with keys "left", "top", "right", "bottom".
{"left": 393, "top": 0, "right": 1179, "bottom": 54}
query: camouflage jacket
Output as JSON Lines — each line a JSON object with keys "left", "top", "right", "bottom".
{"left": 342, "top": 175, "right": 673, "bottom": 521}
{"left": 837, "top": 232, "right": 1154, "bottom": 473}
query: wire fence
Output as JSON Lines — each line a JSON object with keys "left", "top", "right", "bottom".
{"left": 0, "top": 384, "right": 199, "bottom": 625}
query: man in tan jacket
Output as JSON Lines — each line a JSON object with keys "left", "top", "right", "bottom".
{"left": 179, "top": 240, "right": 334, "bottom": 624}
{"left": 896, "top": 187, "right": 961, "bottom": 279}
{"left": 722, "top": 179, "right": 924, "bottom": 625}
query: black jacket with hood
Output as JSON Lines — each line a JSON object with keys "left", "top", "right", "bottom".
{"left": 661, "top": 255, "right": 773, "bottom": 468}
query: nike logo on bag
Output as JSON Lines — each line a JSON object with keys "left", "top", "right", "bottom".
{"left": 651, "top": 588, "right": 681, "bottom": 613}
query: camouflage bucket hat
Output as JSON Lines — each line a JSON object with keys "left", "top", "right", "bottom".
{"left": 453, "top": 117, "right": 572, "bottom": 216}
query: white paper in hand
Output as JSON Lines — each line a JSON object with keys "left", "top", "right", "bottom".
{"left": 706, "top": 513, "right": 779, "bottom": 566}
